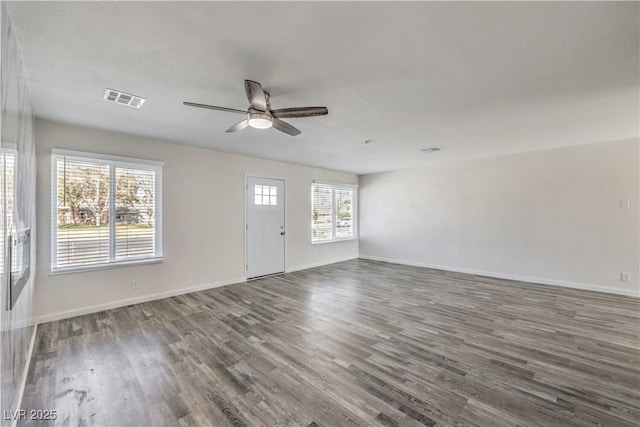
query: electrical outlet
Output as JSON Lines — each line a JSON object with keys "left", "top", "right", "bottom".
{"left": 621, "top": 273, "right": 631, "bottom": 283}
{"left": 620, "top": 200, "right": 631, "bottom": 209}
{"left": 131, "top": 280, "right": 139, "bottom": 289}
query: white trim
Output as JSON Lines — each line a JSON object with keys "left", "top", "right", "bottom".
{"left": 312, "top": 179, "right": 358, "bottom": 189}
{"left": 36, "top": 276, "right": 246, "bottom": 324}
{"left": 154, "top": 167, "right": 163, "bottom": 258}
{"left": 311, "top": 237, "right": 358, "bottom": 245}
{"left": 286, "top": 256, "right": 358, "bottom": 273}
{"left": 359, "top": 255, "right": 640, "bottom": 298}
{"left": 50, "top": 155, "right": 57, "bottom": 268}
{"left": 50, "top": 257, "right": 163, "bottom": 275}
{"left": 0, "top": 314, "right": 34, "bottom": 333}
{"left": 11, "top": 323, "right": 37, "bottom": 427}
{"left": 51, "top": 149, "right": 164, "bottom": 168}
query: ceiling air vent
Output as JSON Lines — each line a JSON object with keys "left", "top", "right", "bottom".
{"left": 103, "top": 89, "right": 145, "bottom": 109}
{"left": 420, "top": 146, "right": 444, "bottom": 153}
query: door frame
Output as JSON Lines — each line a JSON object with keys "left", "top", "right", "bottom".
{"left": 244, "top": 174, "right": 286, "bottom": 280}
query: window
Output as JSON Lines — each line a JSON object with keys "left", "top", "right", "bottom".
{"left": 51, "top": 150, "right": 163, "bottom": 272}
{"left": 311, "top": 182, "right": 357, "bottom": 243}
{"left": 254, "top": 184, "right": 278, "bottom": 205}
{"left": 0, "top": 150, "right": 15, "bottom": 277}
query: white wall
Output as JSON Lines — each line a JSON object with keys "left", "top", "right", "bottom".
{"left": 359, "top": 139, "right": 640, "bottom": 297}
{"left": 36, "top": 120, "right": 358, "bottom": 321}
{"left": 1, "top": 3, "right": 37, "bottom": 421}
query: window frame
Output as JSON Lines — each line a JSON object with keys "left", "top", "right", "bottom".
{"left": 311, "top": 181, "right": 358, "bottom": 244}
{"left": 50, "top": 149, "right": 164, "bottom": 274}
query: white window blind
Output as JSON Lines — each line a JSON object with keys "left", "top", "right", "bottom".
{"left": 311, "top": 182, "right": 357, "bottom": 243}
{"left": 0, "top": 150, "right": 15, "bottom": 277}
{"left": 52, "top": 150, "right": 163, "bottom": 272}
{"left": 335, "top": 188, "right": 354, "bottom": 238}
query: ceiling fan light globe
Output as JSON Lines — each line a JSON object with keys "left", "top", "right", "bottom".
{"left": 248, "top": 112, "right": 273, "bottom": 129}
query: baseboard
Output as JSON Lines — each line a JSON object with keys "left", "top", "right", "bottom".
{"left": 11, "top": 323, "right": 37, "bottom": 427}
{"left": 359, "top": 255, "right": 639, "bottom": 298}
{"left": 286, "top": 256, "right": 359, "bottom": 273}
{"left": 0, "top": 316, "right": 33, "bottom": 333}
{"left": 36, "top": 276, "right": 246, "bottom": 324}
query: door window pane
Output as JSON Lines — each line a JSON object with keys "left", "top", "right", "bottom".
{"left": 254, "top": 185, "right": 278, "bottom": 205}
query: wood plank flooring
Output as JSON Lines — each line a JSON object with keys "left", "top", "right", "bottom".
{"left": 20, "top": 259, "right": 640, "bottom": 426}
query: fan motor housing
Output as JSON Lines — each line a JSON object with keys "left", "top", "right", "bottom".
{"left": 248, "top": 111, "right": 273, "bottom": 129}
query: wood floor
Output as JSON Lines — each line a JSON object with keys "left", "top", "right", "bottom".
{"left": 21, "top": 259, "right": 640, "bottom": 426}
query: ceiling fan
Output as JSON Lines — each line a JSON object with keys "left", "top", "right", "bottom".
{"left": 183, "top": 80, "right": 328, "bottom": 136}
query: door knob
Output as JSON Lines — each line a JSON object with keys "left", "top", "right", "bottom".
{"left": 280, "top": 232, "right": 285, "bottom": 236}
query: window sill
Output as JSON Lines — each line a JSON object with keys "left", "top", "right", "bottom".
{"left": 312, "top": 237, "right": 358, "bottom": 245}
{"left": 50, "top": 257, "right": 163, "bottom": 276}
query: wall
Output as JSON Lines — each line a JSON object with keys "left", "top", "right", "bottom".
{"left": 359, "top": 139, "right": 640, "bottom": 297}
{"left": 35, "top": 119, "right": 358, "bottom": 322}
{"left": 0, "top": 4, "right": 37, "bottom": 424}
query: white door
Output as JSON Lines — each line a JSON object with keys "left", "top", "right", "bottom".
{"left": 246, "top": 177, "right": 285, "bottom": 279}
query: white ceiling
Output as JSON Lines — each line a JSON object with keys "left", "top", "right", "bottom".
{"left": 7, "top": 1, "right": 639, "bottom": 175}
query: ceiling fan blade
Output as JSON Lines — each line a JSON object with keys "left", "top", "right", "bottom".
{"left": 226, "top": 120, "right": 249, "bottom": 133}
{"left": 272, "top": 118, "right": 301, "bottom": 136}
{"left": 244, "top": 80, "right": 268, "bottom": 111}
{"left": 183, "top": 102, "right": 246, "bottom": 114}
{"left": 271, "top": 107, "right": 328, "bottom": 119}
